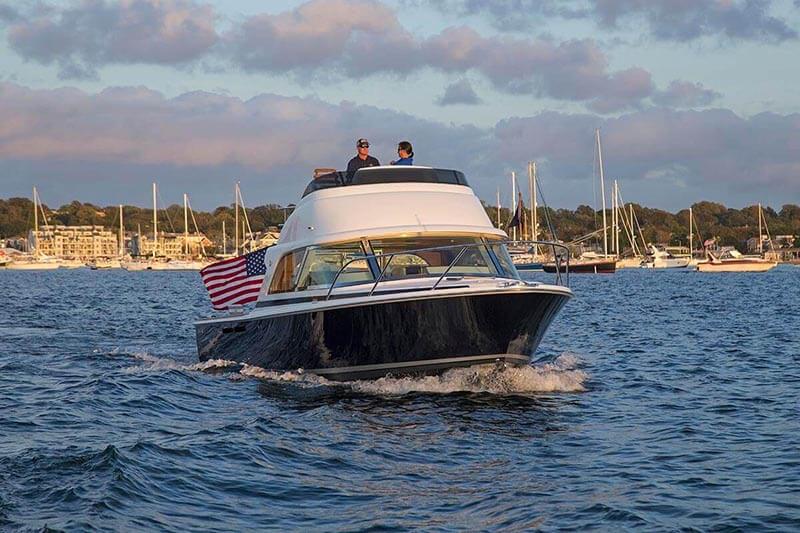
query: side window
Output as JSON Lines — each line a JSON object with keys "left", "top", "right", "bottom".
{"left": 268, "top": 248, "right": 306, "bottom": 294}
{"left": 297, "top": 242, "right": 373, "bottom": 290}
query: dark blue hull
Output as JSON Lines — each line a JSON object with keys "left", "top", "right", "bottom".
{"left": 195, "top": 290, "right": 570, "bottom": 380}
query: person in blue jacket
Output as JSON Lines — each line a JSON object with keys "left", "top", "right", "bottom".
{"left": 391, "top": 141, "right": 414, "bottom": 165}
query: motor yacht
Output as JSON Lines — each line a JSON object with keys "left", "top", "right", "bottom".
{"left": 696, "top": 248, "right": 776, "bottom": 272}
{"left": 543, "top": 251, "right": 616, "bottom": 274}
{"left": 195, "top": 166, "right": 573, "bottom": 381}
{"left": 641, "top": 245, "right": 690, "bottom": 269}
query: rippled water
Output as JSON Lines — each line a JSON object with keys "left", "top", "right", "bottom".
{"left": 1, "top": 267, "right": 799, "bottom": 531}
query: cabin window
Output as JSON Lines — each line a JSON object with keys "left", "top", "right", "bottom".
{"left": 367, "top": 236, "right": 498, "bottom": 279}
{"left": 268, "top": 248, "right": 307, "bottom": 294}
{"left": 488, "top": 241, "right": 519, "bottom": 279}
{"left": 296, "top": 242, "right": 373, "bottom": 291}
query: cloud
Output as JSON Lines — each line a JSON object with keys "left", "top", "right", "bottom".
{"left": 226, "top": 6, "right": 665, "bottom": 111}
{"left": 227, "top": 0, "right": 410, "bottom": 74}
{"left": 653, "top": 80, "right": 721, "bottom": 108}
{"left": 592, "top": 0, "right": 798, "bottom": 42}
{"left": 5, "top": 0, "right": 218, "bottom": 79}
{"left": 437, "top": 79, "right": 482, "bottom": 105}
{"left": 1, "top": 82, "right": 798, "bottom": 211}
{"left": 1, "top": 0, "right": 718, "bottom": 112}
{"left": 423, "top": 0, "right": 798, "bottom": 43}
{"left": 494, "top": 107, "right": 800, "bottom": 206}
{"left": 0, "top": 3, "right": 19, "bottom": 22}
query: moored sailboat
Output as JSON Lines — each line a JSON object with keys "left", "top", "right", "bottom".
{"left": 6, "top": 187, "right": 62, "bottom": 270}
{"left": 543, "top": 129, "right": 617, "bottom": 274}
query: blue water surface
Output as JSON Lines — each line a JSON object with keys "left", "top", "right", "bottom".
{"left": 0, "top": 267, "right": 799, "bottom": 531}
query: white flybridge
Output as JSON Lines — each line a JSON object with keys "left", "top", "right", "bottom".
{"left": 195, "top": 166, "right": 573, "bottom": 381}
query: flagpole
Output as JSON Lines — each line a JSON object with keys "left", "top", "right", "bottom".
{"left": 511, "top": 171, "right": 516, "bottom": 241}
{"left": 496, "top": 188, "right": 501, "bottom": 228}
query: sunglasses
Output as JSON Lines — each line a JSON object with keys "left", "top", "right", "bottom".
{"left": 358, "top": 144, "right": 369, "bottom": 148}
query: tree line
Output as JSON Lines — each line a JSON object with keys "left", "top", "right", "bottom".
{"left": 2, "top": 197, "right": 799, "bottom": 251}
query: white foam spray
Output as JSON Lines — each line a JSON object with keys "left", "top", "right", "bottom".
{"left": 242, "top": 353, "right": 587, "bottom": 396}
{"left": 120, "top": 351, "right": 238, "bottom": 373}
{"left": 115, "top": 350, "right": 587, "bottom": 396}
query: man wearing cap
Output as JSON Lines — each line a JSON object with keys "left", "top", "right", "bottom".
{"left": 346, "top": 138, "right": 380, "bottom": 179}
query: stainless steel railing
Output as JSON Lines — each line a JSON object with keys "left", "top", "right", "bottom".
{"left": 324, "top": 240, "right": 570, "bottom": 301}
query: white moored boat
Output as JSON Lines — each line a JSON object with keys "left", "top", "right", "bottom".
{"left": 5, "top": 255, "right": 61, "bottom": 270}
{"left": 696, "top": 249, "right": 777, "bottom": 272}
{"left": 641, "top": 245, "right": 690, "bottom": 269}
{"left": 195, "top": 166, "right": 573, "bottom": 381}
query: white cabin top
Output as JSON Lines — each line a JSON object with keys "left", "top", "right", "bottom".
{"left": 254, "top": 166, "right": 512, "bottom": 300}
{"left": 278, "top": 166, "right": 504, "bottom": 247}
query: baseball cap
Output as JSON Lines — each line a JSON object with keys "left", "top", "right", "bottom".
{"left": 357, "top": 138, "right": 370, "bottom": 148}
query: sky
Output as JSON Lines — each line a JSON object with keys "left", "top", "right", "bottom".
{"left": 0, "top": 0, "right": 799, "bottom": 212}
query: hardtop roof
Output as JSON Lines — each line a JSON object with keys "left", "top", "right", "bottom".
{"left": 302, "top": 166, "right": 469, "bottom": 197}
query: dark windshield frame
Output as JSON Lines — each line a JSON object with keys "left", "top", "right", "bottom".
{"left": 302, "top": 168, "right": 469, "bottom": 197}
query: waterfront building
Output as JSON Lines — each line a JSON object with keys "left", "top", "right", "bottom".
{"left": 133, "top": 233, "right": 213, "bottom": 258}
{"left": 241, "top": 229, "right": 280, "bottom": 252}
{"left": 30, "top": 225, "right": 121, "bottom": 259}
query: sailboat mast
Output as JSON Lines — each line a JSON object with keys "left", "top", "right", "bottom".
{"left": 532, "top": 162, "right": 538, "bottom": 248}
{"left": 614, "top": 180, "right": 620, "bottom": 256}
{"left": 689, "top": 207, "right": 693, "bottom": 255}
{"left": 511, "top": 172, "right": 517, "bottom": 241}
{"left": 33, "top": 187, "right": 38, "bottom": 234}
{"left": 184, "top": 193, "right": 189, "bottom": 256}
{"left": 235, "top": 183, "right": 240, "bottom": 257}
{"left": 32, "top": 187, "right": 39, "bottom": 256}
{"left": 152, "top": 182, "right": 157, "bottom": 258}
{"left": 222, "top": 219, "right": 227, "bottom": 255}
{"left": 496, "top": 188, "right": 500, "bottom": 228}
{"left": 119, "top": 205, "right": 124, "bottom": 257}
{"left": 596, "top": 129, "right": 608, "bottom": 257}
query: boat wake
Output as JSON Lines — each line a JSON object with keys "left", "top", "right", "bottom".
{"left": 121, "top": 351, "right": 239, "bottom": 373}
{"left": 241, "top": 353, "right": 587, "bottom": 395}
{"left": 119, "top": 351, "right": 587, "bottom": 395}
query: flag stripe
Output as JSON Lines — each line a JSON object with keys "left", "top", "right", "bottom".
{"left": 202, "top": 268, "right": 248, "bottom": 285}
{"left": 201, "top": 248, "right": 269, "bottom": 310}
{"left": 210, "top": 278, "right": 263, "bottom": 300}
{"left": 205, "top": 273, "right": 248, "bottom": 291}
{"left": 201, "top": 261, "right": 248, "bottom": 281}
{"left": 200, "top": 256, "right": 244, "bottom": 275}
{"left": 212, "top": 293, "right": 259, "bottom": 310}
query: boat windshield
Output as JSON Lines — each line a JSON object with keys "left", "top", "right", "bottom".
{"left": 367, "top": 236, "right": 513, "bottom": 280}
{"left": 267, "top": 236, "right": 518, "bottom": 294}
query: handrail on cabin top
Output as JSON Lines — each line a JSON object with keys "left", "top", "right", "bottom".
{"left": 324, "top": 240, "right": 570, "bottom": 301}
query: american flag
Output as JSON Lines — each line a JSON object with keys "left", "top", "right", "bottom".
{"left": 200, "top": 247, "right": 269, "bottom": 310}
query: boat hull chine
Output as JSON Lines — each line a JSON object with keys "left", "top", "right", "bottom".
{"left": 195, "top": 289, "right": 570, "bottom": 380}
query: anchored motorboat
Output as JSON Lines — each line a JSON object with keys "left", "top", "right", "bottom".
{"left": 195, "top": 166, "right": 573, "bottom": 381}
{"left": 696, "top": 249, "right": 777, "bottom": 272}
{"left": 641, "top": 245, "right": 690, "bottom": 269}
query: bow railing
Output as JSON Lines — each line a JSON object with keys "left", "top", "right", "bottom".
{"left": 324, "top": 240, "right": 570, "bottom": 301}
